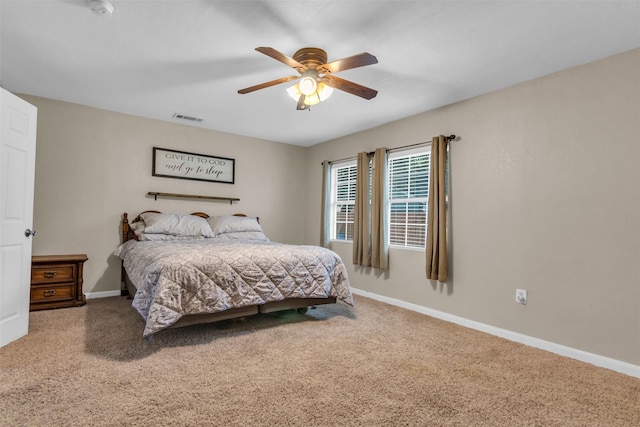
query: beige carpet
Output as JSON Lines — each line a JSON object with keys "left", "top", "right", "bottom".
{"left": 1, "top": 295, "right": 638, "bottom": 426}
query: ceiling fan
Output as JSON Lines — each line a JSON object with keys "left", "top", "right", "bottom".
{"left": 238, "top": 47, "right": 378, "bottom": 110}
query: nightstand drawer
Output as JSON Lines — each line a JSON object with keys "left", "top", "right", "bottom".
{"left": 31, "top": 265, "right": 75, "bottom": 284}
{"left": 30, "top": 284, "right": 74, "bottom": 303}
{"left": 30, "top": 254, "right": 88, "bottom": 311}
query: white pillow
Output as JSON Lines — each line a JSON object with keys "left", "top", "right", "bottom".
{"left": 129, "top": 220, "right": 146, "bottom": 234}
{"left": 213, "top": 231, "right": 269, "bottom": 242}
{"left": 207, "top": 215, "right": 262, "bottom": 235}
{"left": 139, "top": 212, "right": 214, "bottom": 237}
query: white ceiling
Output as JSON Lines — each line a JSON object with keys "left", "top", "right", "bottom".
{"left": 1, "top": 1, "right": 639, "bottom": 147}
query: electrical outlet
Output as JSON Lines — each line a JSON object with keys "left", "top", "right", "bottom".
{"left": 515, "top": 289, "right": 527, "bottom": 305}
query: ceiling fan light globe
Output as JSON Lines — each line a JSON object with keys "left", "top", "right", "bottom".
{"left": 305, "top": 93, "right": 321, "bottom": 106}
{"left": 317, "top": 83, "right": 333, "bottom": 101}
{"left": 286, "top": 84, "right": 301, "bottom": 101}
{"left": 299, "top": 76, "right": 317, "bottom": 96}
{"left": 287, "top": 79, "right": 332, "bottom": 108}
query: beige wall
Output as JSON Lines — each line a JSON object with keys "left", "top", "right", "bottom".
{"left": 20, "top": 48, "right": 639, "bottom": 367}
{"left": 23, "top": 96, "right": 307, "bottom": 295}
{"left": 305, "top": 48, "right": 640, "bottom": 365}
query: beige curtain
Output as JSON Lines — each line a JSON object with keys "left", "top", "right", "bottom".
{"left": 353, "top": 152, "right": 371, "bottom": 266}
{"left": 371, "top": 147, "right": 388, "bottom": 269}
{"left": 426, "top": 135, "right": 449, "bottom": 281}
{"left": 320, "top": 160, "right": 331, "bottom": 248}
{"left": 353, "top": 149, "right": 388, "bottom": 270}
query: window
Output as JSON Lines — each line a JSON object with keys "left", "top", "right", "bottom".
{"left": 329, "top": 146, "right": 433, "bottom": 249}
{"left": 330, "top": 161, "right": 356, "bottom": 241}
{"left": 388, "top": 148, "right": 430, "bottom": 248}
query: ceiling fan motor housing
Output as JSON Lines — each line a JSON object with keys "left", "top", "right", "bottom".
{"left": 293, "top": 48, "right": 328, "bottom": 69}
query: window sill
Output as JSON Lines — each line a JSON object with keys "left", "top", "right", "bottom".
{"left": 330, "top": 240, "right": 425, "bottom": 252}
{"left": 389, "top": 245, "right": 425, "bottom": 252}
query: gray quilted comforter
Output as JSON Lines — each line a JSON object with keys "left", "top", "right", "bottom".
{"left": 115, "top": 239, "right": 353, "bottom": 337}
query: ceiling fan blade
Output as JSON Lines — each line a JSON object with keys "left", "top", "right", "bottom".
{"left": 255, "top": 47, "right": 307, "bottom": 73}
{"left": 296, "top": 95, "right": 309, "bottom": 111}
{"left": 320, "top": 75, "right": 378, "bottom": 100}
{"left": 237, "top": 75, "right": 299, "bottom": 94}
{"left": 316, "top": 52, "right": 378, "bottom": 74}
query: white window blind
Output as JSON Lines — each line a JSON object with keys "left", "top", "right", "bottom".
{"left": 388, "top": 147, "right": 430, "bottom": 248}
{"left": 331, "top": 161, "right": 357, "bottom": 241}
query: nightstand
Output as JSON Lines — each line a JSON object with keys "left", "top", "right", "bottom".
{"left": 30, "top": 254, "right": 88, "bottom": 311}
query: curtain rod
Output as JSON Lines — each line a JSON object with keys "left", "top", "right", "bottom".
{"left": 324, "top": 134, "right": 456, "bottom": 165}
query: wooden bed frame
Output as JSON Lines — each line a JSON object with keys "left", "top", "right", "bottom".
{"left": 120, "top": 211, "right": 336, "bottom": 330}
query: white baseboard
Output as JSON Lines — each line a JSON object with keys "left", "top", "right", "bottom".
{"left": 85, "top": 290, "right": 122, "bottom": 300}
{"left": 351, "top": 287, "right": 640, "bottom": 379}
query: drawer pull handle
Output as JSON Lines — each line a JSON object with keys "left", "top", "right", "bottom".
{"left": 43, "top": 290, "right": 57, "bottom": 297}
{"left": 44, "top": 271, "right": 57, "bottom": 278}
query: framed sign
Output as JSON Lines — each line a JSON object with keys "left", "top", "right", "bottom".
{"left": 152, "top": 147, "right": 235, "bottom": 184}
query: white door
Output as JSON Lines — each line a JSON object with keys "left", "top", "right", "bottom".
{"left": 0, "top": 89, "right": 37, "bottom": 348}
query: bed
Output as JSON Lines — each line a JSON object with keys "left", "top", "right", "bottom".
{"left": 116, "top": 211, "right": 353, "bottom": 337}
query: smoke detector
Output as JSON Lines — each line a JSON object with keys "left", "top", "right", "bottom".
{"left": 88, "top": 0, "right": 114, "bottom": 17}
